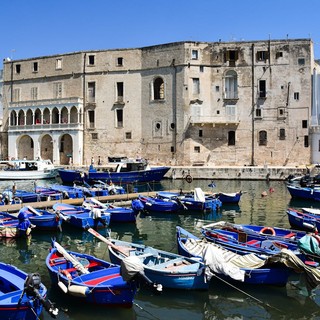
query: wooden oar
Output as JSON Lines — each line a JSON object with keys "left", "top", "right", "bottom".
{"left": 53, "top": 241, "right": 89, "bottom": 274}
{"left": 87, "top": 228, "right": 130, "bottom": 256}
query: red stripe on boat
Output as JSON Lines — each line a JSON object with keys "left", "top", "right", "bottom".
{"left": 83, "top": 273, "right": 121, "bottom": 285}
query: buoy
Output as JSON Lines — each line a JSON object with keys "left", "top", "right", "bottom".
{"left": 260, "top": 227, "right": 276, "bottom": 236}
{"left": 185, "top": 175, "right": 193, "bottom": 183}
{"left": 269, "top": 187, "right": 275, "bottom": 193}
{"left": 261, "top": 191, "right": 268, "bottom": 197}
{"left": 58, "top": 281, "right": 68, "bottom": 294}
{"left": 68, "top": 285, "right": 89, "bottom": 297}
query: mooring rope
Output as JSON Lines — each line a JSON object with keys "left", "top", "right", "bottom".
{"left": 213, "top": 273, "right": 282, "bottom": 312}
{"left": 134, "top": 302, "right": 161, "bottom": 320}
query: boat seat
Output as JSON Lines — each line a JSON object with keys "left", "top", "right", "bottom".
{"left": 59, "top": 261, "right": 102, "bottom": 274}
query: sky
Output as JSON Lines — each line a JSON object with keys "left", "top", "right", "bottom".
{"left": 1, "top": 0, "right": 320, "bottom": 69}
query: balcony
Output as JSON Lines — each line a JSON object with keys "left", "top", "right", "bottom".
{"left": 8, "top": 122, "right": 84, "bottom": 132}
{"left": 189, "top": 114, "right": 240, "bottom": 126}
{"left": 9, "top": 97, "right": 83, "bottom": 109}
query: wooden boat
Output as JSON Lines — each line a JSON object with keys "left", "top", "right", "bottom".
{"left": 3, "top": 206, "right": 63, "bottom": 231}
{"left": 201, "top": 222, "right": 301, "bottom": 256}
{"left": 46, "top": 241, "right": 137, "bottom": 306}
{"left": 88, "top": 228, "right": 209, "bottom": 290}
{"left": 82, "top": 198, "right": 138, "bottom": 223}
{"left": 58, "top": 158, "right": 170, "bottom": 185}
{"left": 157, "top": 188, "right": 222, "bottom": 212}
{"left": 0, "top": 158, "right": 58, "bottom": 180}
{"left": 52, "top": 203, "right": 110, "bottom": 230}
{"left": 203, "top": 221, "right": 306, "bottom": 245}
{"left": 137, "top": 194, "right": 181, "bottom": 213}
{"left": 0, "top": 211, "right": 32, "bottom": 238}
{"left": 0, "top": 262, "right": 58, "bottom": 319}
{"left": 34, "top": 186, "right": 63, "bottom": 201}
{"left": 286, "top": 208, "right": 320, "bottom": 231}
{"left": 176, "top": 226, "right": 293, "bottom": 286}
{"left": 214, "top": 191, "right": 242, "bottom": 204}
{"left": 287, "top": 184, "right": 320, "bottom": 201}
{"left": 49, "top": 184, "right": 91, "bottom": 199}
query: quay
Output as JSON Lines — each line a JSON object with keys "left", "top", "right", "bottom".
{"left": 165, "top": 165, "right": 307, "bottom": 181}
{"left": 0, "top": 191, "right": 158, "bottom": 213}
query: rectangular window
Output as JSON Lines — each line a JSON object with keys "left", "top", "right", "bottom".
{"left": 116, "top": 109, "right": 123, "bottom": 127}
{"left": 298, "top": 58, "right": 305, "bottom": 65}
{"left": 199, "top": 66, "right": 204, "bottom": 72}
{"left": 192, "top": 78, "right": 200, "bottom": 95}
{"left": 276, "top": 52, "right": 283, "bottom": 58}
{"left": 224, "top": 50, "right": 238, "bottom": 66}
{"left": 88, "top": 55, "right": 95, "bottom": 65}
{"left": 255, "top": 108, "right": 262, "bottom": 118}
{"left": 194, "top": 146, "right": 200, "bottom": 153}
{"left": 199, "top": 129, "right": 203, "bottom": 137}
{"left": 191, "top": 50, "right": 198, "bottom": 60}
{"left": 125, "top": 132, "right": 132, "bottom": 139}
{"left": 53, "top": 82, "right": 62, "bottom": 98}
{"left": 226, "top": 105, "right": 236, "bottom": 116}
{"left": 278, "top": 108, "right": 285, "bottom": 118}
{"left": 215, "top": 86, "right": 219, "bottom": 92}
{"left": 56, "top": 58, "right": 62, "bottom": 69}
{"left": 15, "top": 64, "right": 21, "bottom": 74}
{"left": 318, "top": 140, "right": 320, "bottom": 152}
{"left": 33, "top": 62, "right": 38, "bottom": 72}
{"left": 304, "top": 135, "right": 309, "bottom": 147}
{"left": 294, "top": 92, "right": 300, "bottom": 100}
{"left": 302, "top": 120, "right": 308, "bottom": 128}
{"left": 257, "top": 51, "right": 269, "bottom": 61}
{"left": 31, "top": 87, "right": 38, "bottom": 100}
{"left": 92, "top": 133, "right": 98, "bottom": 140}
{"left": 259, "top": 80, "right": 266, "bottom": 98}
{"left": 13, "top": 88, "right": 20, "bottom": 102}
{"left": 117, "top": 82, "right": 124, "bottom": 102}
{"left": 87, "top": 82, "right": 95, "bottom": 103}
{"left": 88, "top": 110, "right": 95, "bottom": 128}
{"left": 117, "top": 57, "right": 123, "bottom": 66}
{"left": 228, "top": 131, "right": 236, "bottom": 146}
{"left": 279, "top": 128, "right": 286, "bottom": 140}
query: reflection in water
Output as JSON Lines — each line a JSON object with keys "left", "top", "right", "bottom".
{"left": 0, "top": 180, "right": 319, "bottom": 319}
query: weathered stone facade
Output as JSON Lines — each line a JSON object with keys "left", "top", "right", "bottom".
{"left": 1, "top": 39, "right": 317, "bottom": 166}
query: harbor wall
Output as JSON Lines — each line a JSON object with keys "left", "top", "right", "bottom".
{"left": 163, "top": 165, "right": 307, "bottom": 181}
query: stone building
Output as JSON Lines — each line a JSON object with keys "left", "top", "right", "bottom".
{"left": 1, "top": 39, "right": 319, "bottom": 166}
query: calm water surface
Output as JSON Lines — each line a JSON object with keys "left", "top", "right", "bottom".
{"left": 1, "top": 178, "right": 320, "bottom": 320}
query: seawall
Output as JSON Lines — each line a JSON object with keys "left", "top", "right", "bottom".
{"left": 163, "top": 165, "right": 307, "bottom": 181}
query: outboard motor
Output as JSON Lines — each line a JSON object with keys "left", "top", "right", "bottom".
{"left": 23, "top": 273, "right": 59, "bottom": 318}
{"left": 131, "top": 199, "right": 145, "bottom": 213}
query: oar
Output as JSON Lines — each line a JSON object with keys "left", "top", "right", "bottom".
{"left": 53, "top": 241, "right": 89, "bottom": 274}
{"left": 87, "top": 228, "right": 129, "bottom": 256}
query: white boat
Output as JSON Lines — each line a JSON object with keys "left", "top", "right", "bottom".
{"left": 0, "top": 159, "right": 58, "bottom": 180}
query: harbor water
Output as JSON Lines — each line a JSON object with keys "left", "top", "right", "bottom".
{"left": 0, "top": 178, "right": 320, "bottom": 320}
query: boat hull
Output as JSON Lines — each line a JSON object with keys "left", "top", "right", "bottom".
{"left": 46, "top": 248, "right": 137, "bottom": 306}
{"left": 0, "top": 263, "right": 46, "bottom": 320}
{"left": 58, "top": 166, "right": 170, "bottom": 184}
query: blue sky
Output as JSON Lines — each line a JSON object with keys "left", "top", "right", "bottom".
{"left": 1, "top": 0, "right": 320, "bottom": 68}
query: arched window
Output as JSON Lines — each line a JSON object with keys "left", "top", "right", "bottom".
{"left": 228, "top": 131, "right": 236, "bottom": 146}
{"left": 224, "top": 70, "right": 238, "bottom": 99}
{"left": 153, "top": 77, "right": 164, "bottom": 100}
{"left": 259, "top": 130, "right": 267, "bottom": 146}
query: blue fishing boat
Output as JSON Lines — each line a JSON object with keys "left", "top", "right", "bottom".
{"left": 3, "top": 206, "right": 63, "bottom": 231}
{"left": 287, "top": 184, "right": 320, "bottom": 201}
{"left": 49, "top": 184, "right": 91, "bottom": 199}
{"left": 34, "top": 186, "right": 63, "bottom": 201}
{"left": 286, "top": 208, "right": 320, "bottom": 231}
{"left": 157, "top": 188, "right": 222, "bottom": 212}
{"left": 215, "top": 191, "right": 242, "bottom": 204}
{"left": 46, "top": 241, "right": 137, "bottom": 306}
{"left": 52, "top": 203, "right": 110, "bottom": 230}
{"left": 82, "top": 198, "right": 138, "bottom": 223}
{"left": 176, "top": 226, "right": 294, "bottom": 286}
{"left": 0, "top": 211, "right": 32, "bottom": 238}
{"left": 0, "top": 262, "right": 58, "bottom": 320}
{"left": 204, "top": 221, "right": 306, "bottom": 244}
{"left": 88, "top": 228, "right": 208, "bottom": 290}
{"left": 0, "top": 188, "right": 39, "bottom": 204}
{"left": 201, "top": 222, "right": 301, "bottom": 256}
{"left": 58, "top": 158, "right": 170, "bottom": 185}
{"left": 137, "top": 194, "right": 181, "bottom": 213}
